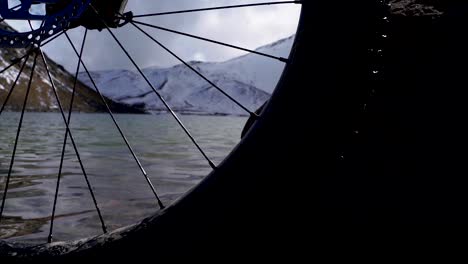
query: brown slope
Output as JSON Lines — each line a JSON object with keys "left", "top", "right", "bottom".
{"left": 0, "top": 22, "right": 145, "bottom": 113}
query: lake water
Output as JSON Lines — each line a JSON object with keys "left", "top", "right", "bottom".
{"left": 0, "top": 112, "right": 246, "bottom": 243}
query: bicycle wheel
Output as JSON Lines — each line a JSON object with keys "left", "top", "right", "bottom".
{"left": 0, "top": 0, "right": 305, "bottom": 259}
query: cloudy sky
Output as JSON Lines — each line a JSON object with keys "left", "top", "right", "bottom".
{"left": 7, "top": 0, "right": 301, "bottom": 72}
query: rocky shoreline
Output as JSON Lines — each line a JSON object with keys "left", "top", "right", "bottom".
{"left": 389, "top": 0, "right": 468, "bottom": 17}
{"left": 390, "top": 0, "right": 444, "bottom": 16}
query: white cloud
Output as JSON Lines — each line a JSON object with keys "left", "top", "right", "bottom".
{"left": 5, "top": 1, "right": 301, "bottom": 71}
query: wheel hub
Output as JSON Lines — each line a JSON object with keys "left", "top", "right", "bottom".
{"left": 0, "top": 0, "right": 129, "bottom": 48}
{"left": 0, "top": 0, "right": 91, "bottom": 48}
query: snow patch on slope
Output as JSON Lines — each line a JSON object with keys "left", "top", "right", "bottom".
{"left": 79, "top": 35, "right": 295, "bottom": 116}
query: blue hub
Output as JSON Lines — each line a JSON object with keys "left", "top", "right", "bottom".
{"left": 0, "top": 0, "right": 91, "bottom": 48}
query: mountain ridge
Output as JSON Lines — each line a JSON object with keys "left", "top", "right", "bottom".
{"left": 79, "top": 34, "right": 295, "bottom": 116}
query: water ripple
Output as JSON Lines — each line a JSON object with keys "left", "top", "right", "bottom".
{"left": 0, "top": 112, "right": 245, "bottom": 243}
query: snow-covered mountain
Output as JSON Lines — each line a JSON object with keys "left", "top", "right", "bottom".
{"left": 79, "top": 35, "right": 295, "bottom": 116}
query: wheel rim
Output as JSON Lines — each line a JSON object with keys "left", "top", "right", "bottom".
{"left": 0, "top": 0, "right": 304, "bottom": 257}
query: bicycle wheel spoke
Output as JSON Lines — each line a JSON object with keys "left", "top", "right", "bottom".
{"left": 0, "top": 55, "right": 29, "bottom": 116}
{"left": 46, "top": 28, "right": 88, "bottom": 243}
{"left": 63, "top": 32, "right": 165, "bottom": 210}
{"left": 0, "top": 54, "right": 37, "bottom": 223}
{"left": 0, "top": 30, "right": 66, "bottom": 75}
{"left": 91, "top": 4, "right": 217, "bottom": 170}
{"left": 37, "top": 45, "right": 107, "bottom": 235}
{"left": 129, "top": 21, "right": 256, "bottom": 117}
{"left": 132, "top": 1, "right": 302, "bottom": 18}
{"left": 130, "top": 20, "right": 288, "bottom": 63}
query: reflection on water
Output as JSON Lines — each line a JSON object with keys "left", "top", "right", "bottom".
{"left": 0, "top": 112, "right": 246, "bottom": 243}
